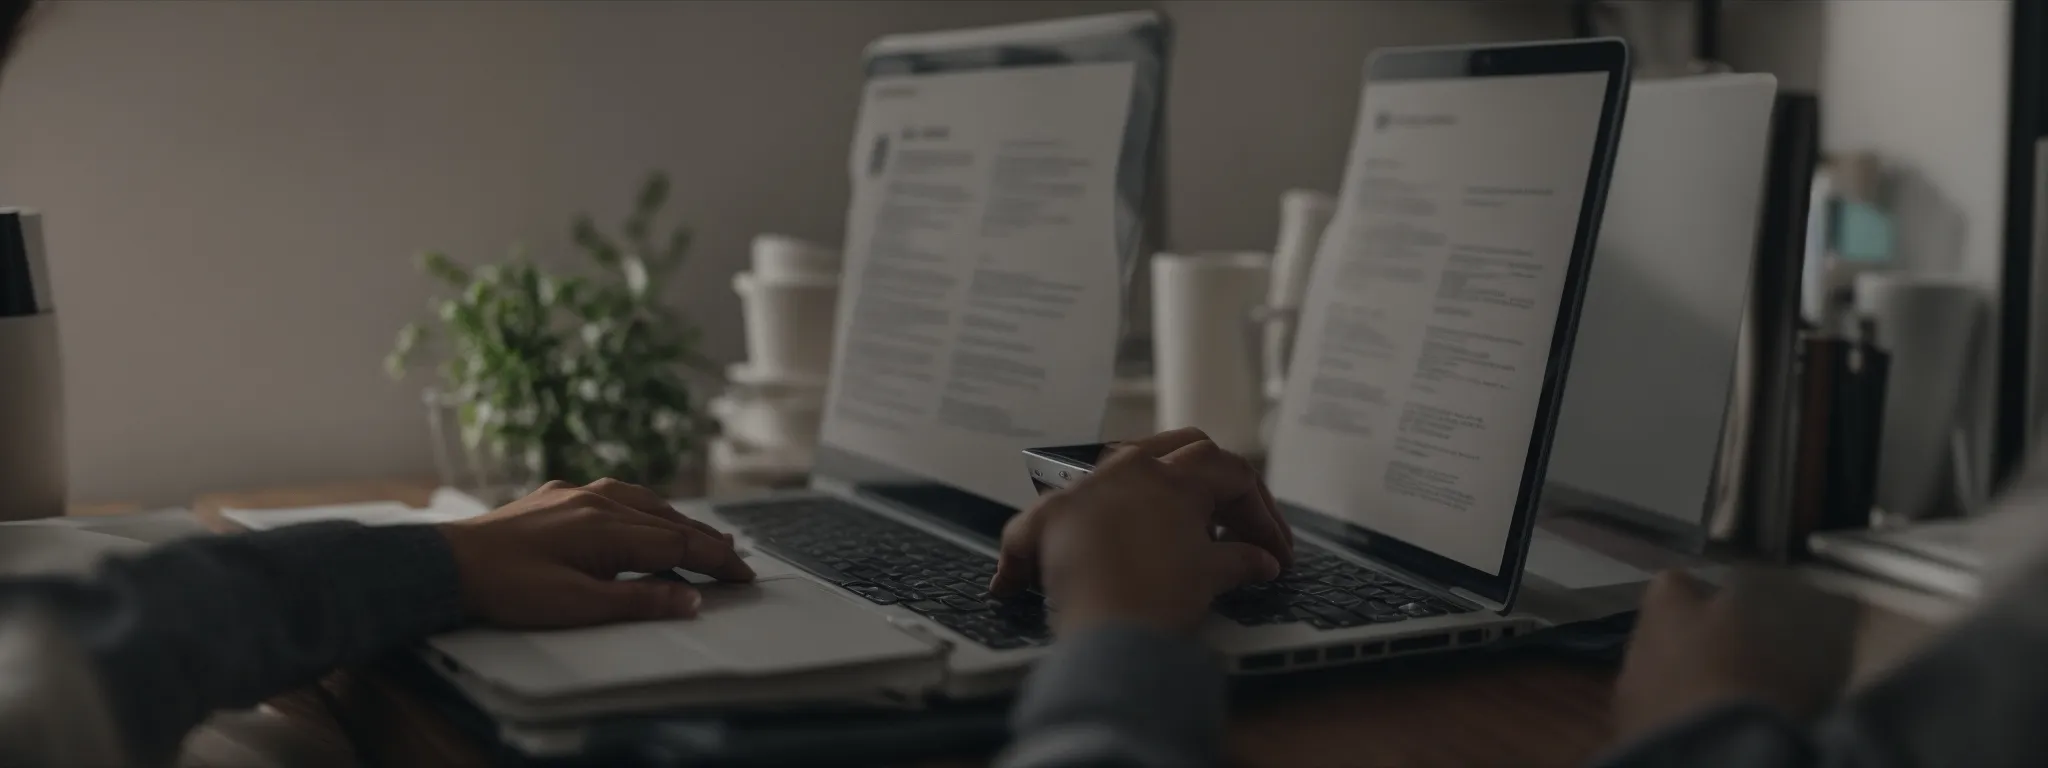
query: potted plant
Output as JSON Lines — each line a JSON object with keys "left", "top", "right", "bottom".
{"left": 387, "top": 172, "right": 709, "bottom": 500}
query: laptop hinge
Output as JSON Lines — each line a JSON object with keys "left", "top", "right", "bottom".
{"left": 1451, "top": 588, "right": 1510, "bottom": 615}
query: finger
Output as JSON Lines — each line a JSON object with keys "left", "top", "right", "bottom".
{"left": 556, "top": 488, "right": 723, "bottom": 546}
{"left": 1122, "top": 427, "right": 1215, "bottom": 458}
{"left": 990, "top": 499, "right": 1054, "bottom": 596}
{"left": 1203, "top": 541, "right": 1283, "bottom": 594}
{"left": 1255, "top": 474, "right": 1296, "bottom": 556}
{"left": 599, "top": 523, "right": 756, "bottom": 582}
{"left": 1642, "top": 569, "right": 1710, "bottom": 613}
{"left": 583, "top": 478, "right": 726, "bottom": 539}
{"left": 1161, "top": 440, "right": 1292, "bottom": 567}
{"left": 579, "top": 578, "right": 704, "bottom": 623}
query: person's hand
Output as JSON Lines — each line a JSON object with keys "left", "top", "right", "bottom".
{"left": 1613, "top": 568, "right": 1859, "bottom": 742}
{"left": 990, "top": 428, "right": 1294, "bottom": 634}
{"left": 437, "top": 478, "right": 754, "bottom": 629}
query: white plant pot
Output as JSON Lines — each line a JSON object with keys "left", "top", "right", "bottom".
{"left": 751, "top": 234, "right": 841, "bottom": 280}
{"left": 735, "top": 271, "right": 840, "bottom": 381}
{"left": 726, "top": 362, "right": 829, "bottom": 399}
{"left": 711, "top": 392, "right": 825, "bottom": 450}
{"left": 709, "top": 436, "right": 813, "bottom": 480}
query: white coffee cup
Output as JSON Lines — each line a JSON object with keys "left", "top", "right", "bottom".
{"left": 734, "top": 271, "right": 840, "bottom": 380}
{"left": 751, "top": 235, "right": 841, "bottom": 280}
{"left": 1151, "top": 251, "right": 1272, "bottom": 456}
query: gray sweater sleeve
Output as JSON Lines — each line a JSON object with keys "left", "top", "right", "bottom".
{"left": 0, "top": 521, "right": 465, "bottom": 766}
{"left": 997, "top": 623, "right": 1228, "bottom": 768}
{"left": 1593, "top": 550, "right": 2048, "bottom": 768}
{"left": 1005, "top": 549, "right": 2048, "bottom": 768}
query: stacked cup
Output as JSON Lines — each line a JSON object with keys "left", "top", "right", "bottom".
{"left": 711, "top": 235, "right": 841, "bottom": 489}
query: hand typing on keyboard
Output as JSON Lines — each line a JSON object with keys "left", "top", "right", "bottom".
{"left": 991, "top": 428, "right": 1294, "bottom": 635}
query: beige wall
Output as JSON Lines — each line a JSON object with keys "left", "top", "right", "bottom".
{"left": 0, "top": 0, "right": 1563, "bottom": 506}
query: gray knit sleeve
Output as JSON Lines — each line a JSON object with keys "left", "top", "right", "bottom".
{"left": 0, "top": 521, "right": 465, "bottom": 765}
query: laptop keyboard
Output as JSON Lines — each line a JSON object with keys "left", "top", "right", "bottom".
{"left": 718, "top": 498, "right": 1474, "bottom": 647}
{"left": 719, "top": 498, "right": 1051, "bottom": 650}
{"left": 1214, "top": 544, "right": 1474, "bottom": 629}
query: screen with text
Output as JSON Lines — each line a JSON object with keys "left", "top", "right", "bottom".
{"left": 818, "top": 63, "right": 1136, "bottom": 511}
{"left": 1267, "top": 70, "right": 1610, "bottom": 573}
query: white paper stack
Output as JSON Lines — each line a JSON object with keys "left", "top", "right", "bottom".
{"left": 714, "top": 235, "right": 841, "bottom": 485}
{"left": 220, "top": 488, "right": 494, "bottom": 531}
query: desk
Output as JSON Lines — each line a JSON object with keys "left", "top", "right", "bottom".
{"left": 189, "top": 482, "right": 1620, "bottom": 767}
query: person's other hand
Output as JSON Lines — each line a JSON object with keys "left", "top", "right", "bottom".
{"left": 1613, "top": 568, "right": 1858, "bottom": 742}
{"left": 990, "top": 428, "right": 1294, "bottom": 634}
{"left": 437, "top": 478, "right": 754, "bottom": 629}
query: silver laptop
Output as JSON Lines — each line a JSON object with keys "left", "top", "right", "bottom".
{"left": 703, "top": 36, "right": 1633, "bottom": 684}
{"left": 425, "top": 34, "right": 1632, "bottom": 724}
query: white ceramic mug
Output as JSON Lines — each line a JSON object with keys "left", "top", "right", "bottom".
{"left": 1151, "top": 251, "right": 1272, "bottom": 455}
{"left": 750, "top": 235, "right": 841, "bottom": 280}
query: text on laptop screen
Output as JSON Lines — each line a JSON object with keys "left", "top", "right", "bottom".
{"left": 1267, "top": 70, "right": 1612, "bottom": 572}
{"left": 817, "top": 62, "right": 1137, "bottom": 513}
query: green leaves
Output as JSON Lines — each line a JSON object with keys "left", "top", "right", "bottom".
{"left": 390, "top": 169, "right": 705, "bottom": 489}
{"left": 420, "top": 251, "right": 469, "bottom": 286}
{"left": 386, "top": 323, "right": 425, "bottom": 380}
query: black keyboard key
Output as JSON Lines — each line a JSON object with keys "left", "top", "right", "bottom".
{"left": 904, "top": 600, "right": 951, "bottom": 614}
{"left": 1364, "top": 611, "right": 1408, "bottom": 624}
{"left": 941, "top": 595, "right": 985, "bottom": 612}
{"left": 1325, "top": 574, "right": 1367, "bottom": 589}
{"left": 849, "top": 588, "right": 898, "bottom": 606}
{"left": 1301, "top": 603, "right": 1356, "bottom": 626}
{"left": 1400, "top": 602, "right": 1446, "bottom": 617}
{"left": 1320, "top": 592, "right": 1364, "bottom": 609}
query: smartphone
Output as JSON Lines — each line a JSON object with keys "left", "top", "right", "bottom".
{"left": 1022, "top": 443, "right": 1110, "bottom": 494}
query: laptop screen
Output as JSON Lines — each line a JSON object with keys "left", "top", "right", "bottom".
{"left": 809, "top": 13, "right": 1167, "bottom": 542}
{"left": 1266, "top": 41, "right": 1630, "bottom": 606}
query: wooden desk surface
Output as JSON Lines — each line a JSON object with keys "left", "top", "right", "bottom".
{"left": 194, "top": 483, "right": 1619, "bottom": 768}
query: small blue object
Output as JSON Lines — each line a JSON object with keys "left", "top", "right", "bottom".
{"left": 1833, "top": 200, "right": 1895, "bottom": 263}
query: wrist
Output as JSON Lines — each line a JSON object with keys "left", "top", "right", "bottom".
{"left": 433, "top": 523, "right": 484, "bottom": 621}
{"left": 1052, "top": 589, "right": 1198, "bottom": 637}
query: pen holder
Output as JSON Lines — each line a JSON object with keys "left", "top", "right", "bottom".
{"left": 0, "top": 313, "right": 66, "bottom": 521}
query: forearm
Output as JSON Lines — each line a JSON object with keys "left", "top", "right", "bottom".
{"left": 0, "top": 522, "right": 464, "bottom": 765}
{"left": 1592, "top": 701, "right": 1814, "bottom": 768}
{"left": 1803, "top": 554, "right": 2048, "bottom": 768}
{"left": 998, "top": 623, "right": 1227, "bottom": 768}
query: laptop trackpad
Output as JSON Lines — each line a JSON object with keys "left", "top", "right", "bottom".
{"left": 430, "top": 577, "right": 938, "bottom": 699}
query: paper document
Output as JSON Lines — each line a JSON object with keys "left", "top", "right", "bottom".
{"left": 221, "top": 488, "right": 492, "bottom": 531}
{"left": 819, "top": 63, "right": 1136, "bottom": 509}
{"left": 1267, "top": 71, "right": 1612, "bottom": 572}
{"left": 1525, "top": 529, "right": 1650, "bottom": 589}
